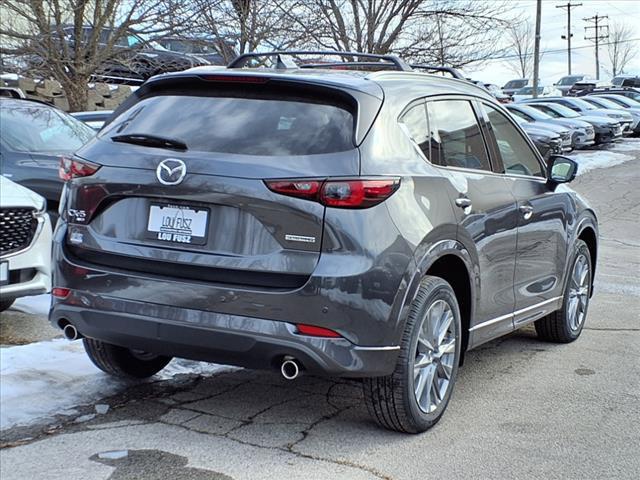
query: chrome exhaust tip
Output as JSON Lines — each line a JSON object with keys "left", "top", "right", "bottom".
{"left": 281, "top": 356, "right": 301, "bottom": 380}
{"left": 62, "top": 323, "right": 82, "bottom": 341}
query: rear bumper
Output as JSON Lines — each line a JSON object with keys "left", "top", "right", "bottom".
{"left": 50, "top": 297, "right": 400, "bottom": 377}
{"left": 49, "top": 216, "right": 411, "bottom": 377}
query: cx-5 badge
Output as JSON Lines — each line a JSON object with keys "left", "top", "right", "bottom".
{"left": 156, "top": 159, "right": 187, "bottom": 185}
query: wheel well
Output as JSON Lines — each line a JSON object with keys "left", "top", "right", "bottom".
{"left": 578, "top": 226, "right": 597, "bottom": 290}
{"left": 426, "top": 255, "right": 472, "bottom": 357}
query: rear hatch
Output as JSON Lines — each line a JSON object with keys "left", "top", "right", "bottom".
{"left": 65, "top": 73, "right": 381, "bottom": 289}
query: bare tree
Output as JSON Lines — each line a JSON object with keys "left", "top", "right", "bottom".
{"left": 191, "top": 0, "right": 310, "bottom": 63}
{"left": 280, "top": 0, "right": 510, "bottom": 68}
{"left": 505, "top": 20, "right": 535, "bottom": 79}
{"left": 607, "top": 21, "right": 637, "bottom": 77}
{"left": 0, "top": 0, "right": 193, "bottom": 110}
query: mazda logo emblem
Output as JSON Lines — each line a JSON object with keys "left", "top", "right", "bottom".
{"left": 156, "top": 158, "right": 187, "bottom": 185}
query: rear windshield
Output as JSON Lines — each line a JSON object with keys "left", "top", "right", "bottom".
{"left": 505, "top": 80, "right": 527, "bottom": 89}
{"left": 0, "top": 103, "right": 95, "bottom": 153}
{"left": 558, "top": 76, "right": 584, "bottom": 86}
{"left": 101, "top": 91, "right": 355, "bottom": 156}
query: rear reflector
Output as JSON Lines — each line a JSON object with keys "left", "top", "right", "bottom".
{"left": 296, "top": 324, "right": 342, "bottom": 338}
{"left": 52, "top": 287, "right": 71, "bottom": 298}
{"left": 265, "top": 178, "right": 400, "bottom": 209}
{"left": 59, "top": 156, "right": 100, "bottom": 181}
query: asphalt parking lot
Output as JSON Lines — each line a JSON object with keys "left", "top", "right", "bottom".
{"left": 1, "top": 146, "right": 639, "bottom": 480}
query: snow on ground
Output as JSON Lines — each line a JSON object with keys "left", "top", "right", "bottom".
{"left": 569, "top": 140, "right": 638, "bottom": 176}
{"left": 0, "top": 339, "right": 230, "bottom": 430}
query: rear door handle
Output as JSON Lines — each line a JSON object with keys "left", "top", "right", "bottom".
{"left": 519, "top": 204, "right": 534, "bottom": 220}
{"left": 455, "top": 197, "right": 472, "bottom": 209}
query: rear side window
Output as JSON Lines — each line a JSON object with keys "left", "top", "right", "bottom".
{"left": 426, "top": 100, "right": 491, "bottom": 171}
{"left": 398, "top": 102, "right": 429, "bottom": 157}
{"left": 101, "top": 91, "right": 354, "bottom": 156}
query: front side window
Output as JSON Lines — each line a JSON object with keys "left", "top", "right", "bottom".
{"left": 398, "top": 102, "right": 429, "bottom": 157}
{"left": 483, "top": 104, "right": 544, "bottom": 178}
{"left": 426, "top": 100, "right": 491, "bottom": 171}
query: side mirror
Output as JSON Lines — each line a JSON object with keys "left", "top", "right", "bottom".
{"left": 547, "top": 155, "right": 577, "bottom": 184}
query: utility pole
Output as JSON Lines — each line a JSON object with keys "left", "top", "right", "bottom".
{"left": 556, "top": 2, "right": 582, "bottom": 75}
{"left": 532, "top": 0, "right": 542, "bottom": 98}
{"left": 584, "top": 14, "right": 609, "bottom": 80}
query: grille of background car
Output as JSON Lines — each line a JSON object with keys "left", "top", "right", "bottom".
{"left": 0, "top": 208, "right": 38, "bottom": 255}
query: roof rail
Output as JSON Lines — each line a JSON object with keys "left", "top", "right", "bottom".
{"left": 410, "top": 64, "right": 465, "bottom": 80}
{"left": 227, "top": 50, "right": 413, "bottom": 72}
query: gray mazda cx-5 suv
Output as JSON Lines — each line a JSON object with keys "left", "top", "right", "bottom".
{"left": 50, "top": 51, "right": 598, "bottom": 433}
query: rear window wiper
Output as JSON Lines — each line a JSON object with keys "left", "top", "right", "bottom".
{"left": 111, "top": 133, "right": 188, "bottom": 151}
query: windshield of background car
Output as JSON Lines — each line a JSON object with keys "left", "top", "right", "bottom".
{"left": 162, "top": 40, "right": 211, "bottom": 54}
{"left": 550, "top": 104, "right": 581, "bottom": 117}
{"left": 558, "top": 76, "right": 584, "bottom": 85}
{"left": 569, "top": 98, "right": 597, "bottom": 110}
{"left": 585, "top": 97, "right": 621, "bottom": 109}
{"left": 517, "top": 87, "right": 544, "bottom": 95}
{"left": 101, "top": 90, "right": 355, "bottom": 156}
{"left": 605, "top": 96, "right": 640, "bottom": 107}
{"left": 505, "top": 80, "right": 527, "bottom": 89}
{"left": 0, "top": 104, "right": 95, "bottom": 153}
{"left": 515, "top": 105, "right": 552, "bottom": 120}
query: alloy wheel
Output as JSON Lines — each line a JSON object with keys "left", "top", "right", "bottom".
{"left": 568, "top": 253, "right": 590, "bottom": 331}
{"left": 413, "top": 299, "right": 457, "bottom": 413}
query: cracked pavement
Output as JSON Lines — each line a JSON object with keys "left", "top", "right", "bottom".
{"left": 1, "top": 148, "right": 639, "bottom": 479}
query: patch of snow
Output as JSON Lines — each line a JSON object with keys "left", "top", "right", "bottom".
{"left": 74, "top": 413, "right": 96, "bottom": 423}
{"left": 0, "top": 339, "right": 229, "bottom": 430}
{"left": 95, "top": 404, "right": 110, "bottom": 415}
{"left": 607, "top": 139, "right": 640, "bottom": 152}
{"left": 11, "top": 294, "right": 51, "bottom": 316}
{"left": 569, "top": 150, "right": 634, "bottom": 176}
{"left": 98, "top": 450, "right": 129, "bottom": 460}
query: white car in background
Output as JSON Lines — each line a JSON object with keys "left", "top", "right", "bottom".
{"left": 512, "top": 85, "right": 562, "bottom": 102}
{"left": 0, "top": 176, "right": 52, "bottom": 312}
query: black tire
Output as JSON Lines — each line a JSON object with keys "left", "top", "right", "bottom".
{"left": 363, "top": 276, "right": 462, "bottom": 433}
{"left": 0, "top": 298, "right": 15, "bottom": 312}
{"left": 535, "top": 239, "right": 592, "bottom": 343}
{"left": 83, "top": 338, "right": 172, "bottom": 379}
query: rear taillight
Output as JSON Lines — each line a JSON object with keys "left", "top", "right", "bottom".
{"left": 265, "top": 178, "right": 400, "bottom": 209}
{"left": 59, "top": 156, "right": 100, "bottom": 181}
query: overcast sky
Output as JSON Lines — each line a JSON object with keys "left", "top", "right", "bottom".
{"left": 466, "top": 0, "right": 640, "bottom": 86}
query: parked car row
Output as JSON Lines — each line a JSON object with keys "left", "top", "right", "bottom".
{"left": 500, "top": 74, "right": 640, "bottom": 100}
{"left": 502, "top": 90, "right": 640, "bottom": 156}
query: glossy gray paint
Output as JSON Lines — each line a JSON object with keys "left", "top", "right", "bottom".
{"left": 50, "top": 68, "right": 598, "bottom": 376}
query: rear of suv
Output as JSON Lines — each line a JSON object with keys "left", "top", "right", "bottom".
{"left": 51, "top": 52, "right": 598, "bottom": 433}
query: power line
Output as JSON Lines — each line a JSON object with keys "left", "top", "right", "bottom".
{"left": 584, "top": 14, "right": 609, "bottom": 79}
{"left": 482, "top": 36, "right": 639, "bottom": 62}
{"left": 556, "top": 2, "right": 582, "bottom": 75}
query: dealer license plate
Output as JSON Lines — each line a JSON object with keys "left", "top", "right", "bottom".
{"left": 146, "top": 204, "right": 209, "bottom": 245}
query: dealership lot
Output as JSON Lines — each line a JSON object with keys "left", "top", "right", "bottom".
{"left": 1, "top": 142, "right": 638, "bottom": 480}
